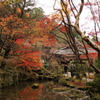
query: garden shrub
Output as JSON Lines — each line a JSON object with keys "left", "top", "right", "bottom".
{"left": 0, "top": 66, "right": 18, "bottom": 87}
{"left": 86, "top": 74, "right": 100, "bottom": 99}
{"left": 58, "top": 78, "right": 67, "bottom": 86}
{"left": 91, "top": 94, "right": 100, "bottom": 100}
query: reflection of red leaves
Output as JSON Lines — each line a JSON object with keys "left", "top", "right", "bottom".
{"left": 20, "top": 84, "right": 43, "bottom": 100}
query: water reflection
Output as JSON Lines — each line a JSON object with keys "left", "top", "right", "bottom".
{"left": 37, "top": 82, "right": 67, "bottom": 100}
{"left": 0, "top": 82, "right": 41, "bottom": 100}
{"left": 0, "top": 81, "right": 67, "bottom": 100}
{"left": 0, "top": 81, "right": 91, "bottom": 100}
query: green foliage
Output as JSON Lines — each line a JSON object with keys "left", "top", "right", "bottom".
{"left": 86, "top": 75, "right": 100, "bottom": 97}
{"left": 58, "top": 78, "right": 67, "bottom": 86}
{"left": 95, "top": 74, "right": 100, "bottom": 78}
{"left": 0, "top": 66, "right": 18, "bottom": 87}
{"left": 94, "top": 59, "right": 100, "bottom": 70}
{"left": 43, "top": 61, "right": 63, "bottom": 74}
{"left": 42, "top": 81, "right": 54, "bottom": 92}
{"left": 68, "top": 77, "right": 74, "bottom": 81}
{"left": 30, "top": 7, "right": 44, "bottom": 20}
{"left": 91, "top": 94, "right": 100, "bottom": 100}
{"left": 87, "top": 67, "right": 94, "bottom": 73}
{"left": 69, "top": 60, "right": 87, "bottom": 79}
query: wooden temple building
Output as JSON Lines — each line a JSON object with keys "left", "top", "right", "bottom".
{"left": 51, "top": 41, "right": 98, "bottom": 64}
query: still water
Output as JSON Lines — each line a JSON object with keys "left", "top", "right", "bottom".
{"left": 0, "top": 81, "right": 67, "bottom": 100}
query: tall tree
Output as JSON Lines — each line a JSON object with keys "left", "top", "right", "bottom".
{"left": 0, "top": 1, "right": 37, "bottom": 69}
{"left": 30, "top": 7, "right": 45, "bottom": 21}
{"left": 53, "top": 0, "right": 100, "bottom": 73}
{"left": 2, "top": 0, "right": 35, "bottom": 18}
{"left": 0, "top": 14, "right": 28, "bottom": 68}
{"left": 0, "top": 1, "right": 57, "bottom": 71}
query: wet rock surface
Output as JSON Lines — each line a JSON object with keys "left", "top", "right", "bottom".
{"left": 52, "top": 87, "right": 91, "bottom": 100}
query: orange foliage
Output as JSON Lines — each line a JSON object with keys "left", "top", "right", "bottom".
{"left": 0, "top": 7, "right": 57, "bottom": 70}
{"left": 24, "top": 13, "right": 30, "bottom": 17}
{"left": 33, "top": 17, "right": 57, "bottom": 47}
{"left": 0, "top": 14, "right": 43, "bottom": 70}
{"left": 14, "top": 38, "right": 43, "bottom": 71}
{"left": 0, "top": 15, "right": 28, "bottom": 36}
{"left": 14, "top": 16, "right": 57, "bottom": 71}
{"left": 16, "top": 7, "right": 21, "bottom": 13}
{"left": 19, "top": 51, "right": 42, "bottom": 71}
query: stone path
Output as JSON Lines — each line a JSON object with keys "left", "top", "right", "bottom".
{"left": 63, "top": 72, "right": 94, "bottom": 82}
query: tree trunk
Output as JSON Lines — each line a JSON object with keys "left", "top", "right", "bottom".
{"left": 0, "top": 48, "right": 11, "bottom": 69}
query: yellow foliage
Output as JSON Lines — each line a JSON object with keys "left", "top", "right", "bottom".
{"left": 3, "top": 0, "right": 20, "bottom": 5}
{"left": 60, "top": 1, "right": 70, "bottom": 15}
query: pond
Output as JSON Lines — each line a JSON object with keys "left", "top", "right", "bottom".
{"left": 0, "top": 81, "right": 91, "bottom": 100}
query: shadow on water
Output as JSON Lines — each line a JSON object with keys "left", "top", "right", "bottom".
{"left": 0, "top": 81, "right": 67, "bottom": 100}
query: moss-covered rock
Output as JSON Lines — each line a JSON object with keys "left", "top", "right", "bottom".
{"left": 32, "top": 83, "right": 39, "bottom": 89}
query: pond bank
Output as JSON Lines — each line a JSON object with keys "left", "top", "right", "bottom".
{"left": 0, "top": 67, "right": 95, "bottom": 100}
{"left": 0, "top": 66, "right": 62, "bottom": 88}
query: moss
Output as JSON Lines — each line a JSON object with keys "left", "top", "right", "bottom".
{"left": 0, "top": 66, "right": 40, "bottom": 88}
{"left": 32, "top": 83, "right": 39, "bottom": 89}
{"left": 77, "top": 87, "right": 90, "bottom": 90}
{"left": 65, "top": 77, "right": 70, "bottom": 81}
{"left": 0, "top": 66, "right": 19, "bottom": 88}
{"left": 52, "top": 87, "right": 69, "bottom": 92}
{"left": 91, "top": 93, "right": 100, "bottom": 100}
{"left": 69, "top": 85, "right": 75, "bottom": 88}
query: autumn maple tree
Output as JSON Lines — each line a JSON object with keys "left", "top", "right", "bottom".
{"left": 0, "top": 14, "right": 28, "bottom": 68}
{"left": 0, "top": 1, "right": 40, "bottom": 70}
{"left": 0, "top": 1, "right": 57, "bottom": 72}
